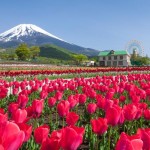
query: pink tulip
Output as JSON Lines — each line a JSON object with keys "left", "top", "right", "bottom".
{"left": 105, "top": 105, "right": 123, "bottom": 126}
{"left": 57, "top": 100, "right": 70, "bottom": 117}
{"left": 48, "top": 97, "right": 56, "bottom": 107}
{"left": 123, "top": 104, "right": 138, "bottom": 121}
{"left": 17, "top": 94, "right": 29, "bottom": 108}
{"left": 115, "top": 132, "right": 143, "bottom": 150}
{"left": 137, "top": 128, "right": 150, "bottom": 150}
{"left": 66, "top": 112, "right": 79, "bottom": 126}
{"left": 79, "top": 94, "right": 87, "bottom": 104}
{"left": 34, "top": 125, "right": 50, "bottom": 144}
{"left": 91, "top": 117, "right": 108, "bottom": 135}
{"left": 40, "top": 91, "right": 48, "bottom": 99}
{"left": 68, "top": 95, "right": 78, "bottom": 109}
{"left": 144, "top": 109, "right": 150, "bottom": 120}
{"left": 61, "top": 126, "right": 85, "bottom": 150}
{"left": 0, "top": 121, "right": 25, "bottom": 150}
{"left": 55, "top": 91, "right": 63, "bottom": 101}
{"left": 87, "top": 103, "right": 97, "bottom": 114}
{"left": 0, "top": 112, "right": 7, "bottom": 125}
{"left": 8, "top": 102, "right": 19, "bottom": 114}
{"left": 32, "top": 99, "right": 44, "bottom": 118}
{"left": 12, "top": 109, "right": 27, "bottom": 123}
{"left": 40, "top": 129, "right": 62, "bottom": 150}
{"left": 17, "top": 123, "right": 32, "bottom": 142}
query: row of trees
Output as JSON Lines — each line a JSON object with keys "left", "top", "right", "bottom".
{"left": 0, "top": 44, "right": 89, "bottom": 65}
{"left": 15, "top": 44, "right": 89, "bottom": 65}
{"left": 15, "top": 44, "right": 40, "bottom": 60}
{"left": 130, "top": 53, "right": 150, "bottom": 66}
{"left": 71, "top": 54, "right": 88, "bottom": 66}
{"left": 0, "top": 44, "right": 40, "bottom": 61}
{"left": 2, "top": 43, "right": 149, "bottom": 66}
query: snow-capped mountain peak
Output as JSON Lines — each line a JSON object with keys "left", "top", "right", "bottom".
{"left": 0, "top": 24, "right": 99, "bottom": 56}
{"left": 0, "top": 24, "right": 64, "bottom": 42}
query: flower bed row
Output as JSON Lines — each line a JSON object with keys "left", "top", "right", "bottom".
{"left": 0, "top": 66, "right": 150, "bottom": 77}
{"left": 0, "top": 73, "right": 150, "bottom": 149}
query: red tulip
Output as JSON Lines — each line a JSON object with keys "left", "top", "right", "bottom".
{"left": 134, "top": 106, "right": 142, "bottom": 120}
{"left": 104, "top": 99, "right": 114, "bottom": 111}
{"left": 144, "top": 109, "right": 150, "bottom": 120}
{"left": 79, "top": 94, "right": 87, "bottom": 104}
{"left": 17, "top": 94, "right": 29, "bottom": 108}
{"left": 55, "top": 91, "right": 63, "bottom": 101}
{"left": 0, "top": 112, "right": 7, "bottom": 125}
{"left": 25, "top": 106, "right": 33, "bottom": 117}
{"left": 13, "top": 88, "right": 19, "bottom": 95}
{"left": 66, "top": 112, "right": 79, "bottom": 126}
{"left": 0, "top": 86, "right": 8, "bottom": 99}
{"left": 20, "top": 82, "right": 26, "bottom": 90}
{"left": 138, "top": 102, "right": 148, "bottom": 110}
{"left": 17, "top": 123, "right": 32, "bottom": 142}
{"left": 119, "top": 95, "right": 126, "bottom": 102}
{"left": 13, "top": 81, "right": 20, "bottom": 89}
{"left": 8, "top": 102, "right": 19, "bottom": 114}
{"left": 87, "top": 103, "right": 97, "bottom": 114}
{"left": 40, "top": 91, "right": 48, "bottom": 99}
{"left": 105, "top": 105, "right": 123, "bottom": 126}
{"left": 88, "top": 89, "right": 96, "bottom": 99}
{"left": 48, "top": 97, "right": 56, "bottom": 107}
{"left": 0, "top": 108, "right": 4, "bottom": 114}
{"left": 106, "top": 91, "right": 115, "bottom": 99}
{"left": 123, "top": 104, "right": 138, "bottom": 121}
{"left": 40, "top": 129, "right": 62, "bottom": 150}
{"left": 131, "top": 95, "right": 140, "bottom": 104}
{"left": 115, "top": 132, "right": 143, "bottom": 150}
{"left": 139, "top": 89, "right": 146, "bottom": 99}
{"left": 32, "top": 99, "right": 44, "bottom": 118}
{"left": 137, "top": 128, "right": 150, "bottom": 150}
{"left": 61, "top": 126, "right": 85, "bottom": 150}
{"left": 13, "top": 109, "right": 27, "bottom": 123}
{"left": 96, "top": 95, "right": 106, "bottom": 110}
{"left": 34, "top": 125, "right": 50, "bottom": 144}
{"left": 42, "top": 84, "right": 48, "bottom": 92}
{"left": 31, "top": 83, "right": 40, "bottom": 92}
{"left": 57, "top": 100, "right": 70, "bottom": 117}
{"left": 0, "top": 121, "right": 25, "bottom": 150}
{"left": 68, "top": 95, "right": 78, "bottom": 109}
{"left": 91, "top": 117, "right": 108, "bottom": 135}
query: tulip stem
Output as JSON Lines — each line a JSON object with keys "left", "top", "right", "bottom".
{"left": 62, "top": 117, "right": 65, "bottom": 127}
{"left": 108, "top": 126, "right": 112, "bottom": 150}
{"left": 34, "top": 118, "right": 37, "bottom": 129}
{"left": 55, "top": 111, "right": 58, "bottom": 128}
{"left": 49, "top": 109, "right": 52, "bottom": 128}
{"left": 102, "top": 133, "right": 106, "bottom": 148}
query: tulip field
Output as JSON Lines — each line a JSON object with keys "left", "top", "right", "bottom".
{"left": 1, "top": 66, "right": 150, "bottom": 150}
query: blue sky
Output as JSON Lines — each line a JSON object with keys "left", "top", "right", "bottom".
{"left": 0, "top": 0, "right": 150, "bottom": 56}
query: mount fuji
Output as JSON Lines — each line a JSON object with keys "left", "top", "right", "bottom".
{"left": 0, "top": 24, "right": 99, "bottom": 56}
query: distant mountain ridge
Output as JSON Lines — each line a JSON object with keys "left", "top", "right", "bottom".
{"left": 0, "top": 24, "right": 99, "bottom": 56}
{"left": 39, "top": 44, "right": 74, "bottom": 60}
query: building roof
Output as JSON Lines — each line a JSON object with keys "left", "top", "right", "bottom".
{"left": 98, "top": 50, "right": 129, "bottom": 56}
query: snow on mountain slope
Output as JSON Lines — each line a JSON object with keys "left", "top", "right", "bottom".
{"left": 0, "top": 24, "right": 64, "bottom": 42}
{"left": 0, "top": 24, "right": 99, "bottom": 56}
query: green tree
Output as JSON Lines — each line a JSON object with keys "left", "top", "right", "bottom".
{"left": 72, "top": 54, "right": 88, "bottom": 66}
{"left": 30, "top": 46, "right": 40, "bottom": 59}
{"left": 15, "top": 44, "right": 30, "bottom": 60}
{"left": 0, "top": 53, "right": 9, "bottom": 60}
{"left": 131, "top": 55, "right": 150, "bottom": 66}
{"left": 138, "top": 57, "right": 150, "bottom": 65}
{"left": 8, "top": 53, "right": 18, "bottom": 60}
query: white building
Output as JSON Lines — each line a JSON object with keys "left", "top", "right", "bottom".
{"left": 98, "top": 50, "right": 131, "bottom": 67}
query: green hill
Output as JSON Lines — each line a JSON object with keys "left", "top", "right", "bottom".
{"left": 39, "top": 44, "right": 75, "bottom": 60}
